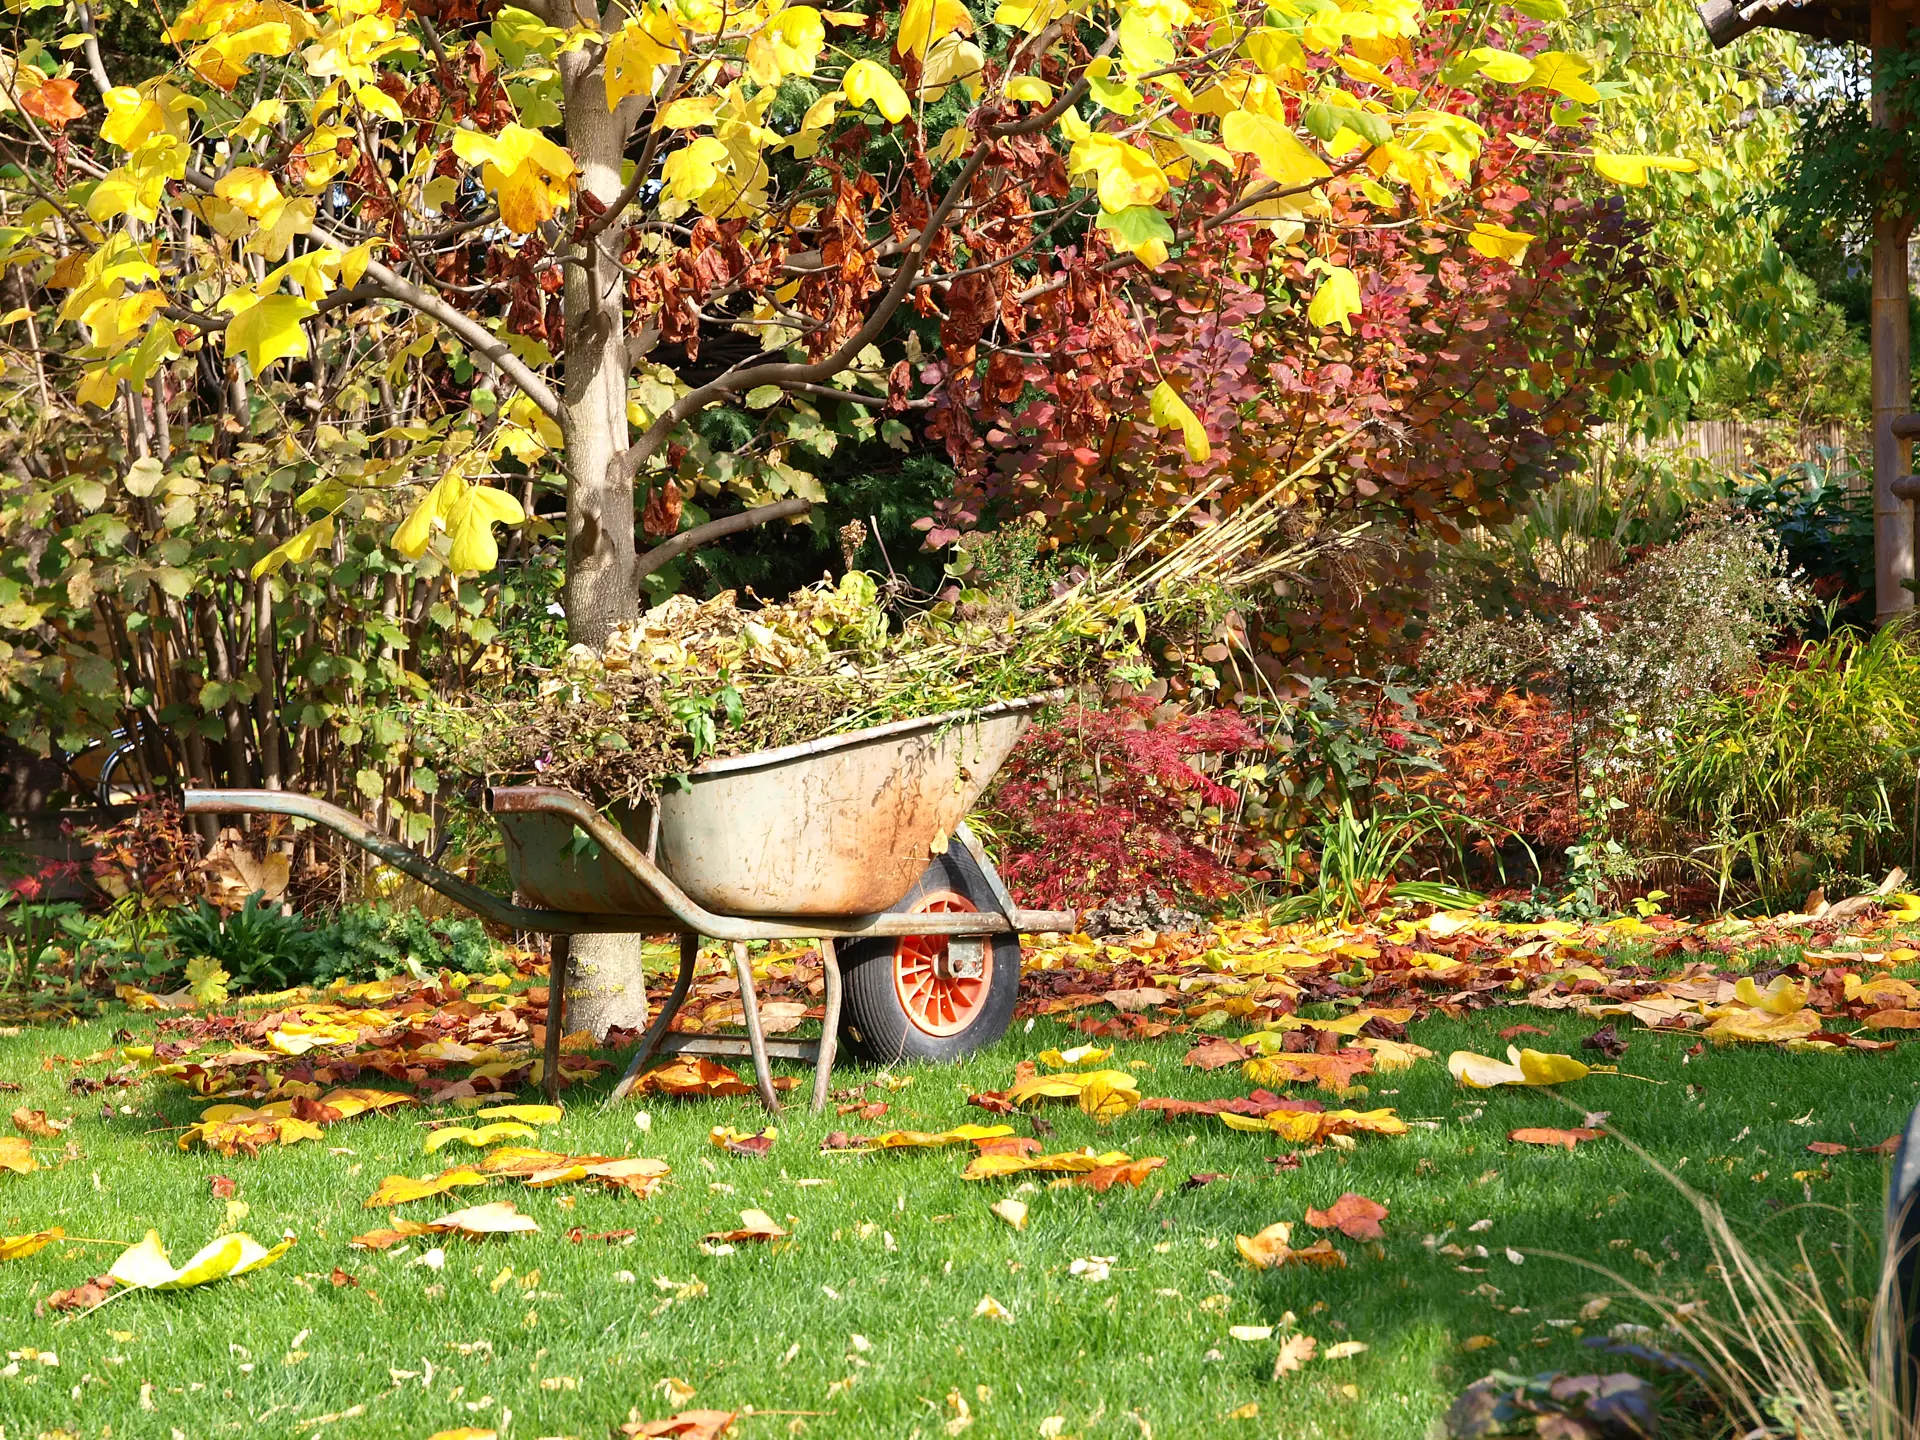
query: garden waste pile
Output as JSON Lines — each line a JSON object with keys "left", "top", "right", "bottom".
{"left": 414, "top": 495, "right": 1332, "bottom": 803}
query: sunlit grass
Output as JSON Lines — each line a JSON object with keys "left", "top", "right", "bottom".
{"left": 0, "top": 967, "right": 1912, "bottom": 1438}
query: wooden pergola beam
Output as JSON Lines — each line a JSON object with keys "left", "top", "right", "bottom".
{"left": 1872, "top": 0, "right": 1914, "bottom": 623}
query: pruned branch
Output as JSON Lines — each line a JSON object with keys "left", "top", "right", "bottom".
{"left": 633, "top": 496, "right": 811, "bottom": 587}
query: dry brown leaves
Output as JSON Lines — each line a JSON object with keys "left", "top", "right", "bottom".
{"left": 619, "top": 1411, "right": 737, "bottom": 1439}
{"left": 1510, "top": 1127, "right": 1605, "bottom": 1150}
{"left": 1235, "top": 1221, "right": 1346, "bottom": 1271}
{"left": 11, "top": 1107, "right": 68, "bottom": 1138}
{"left": 1304, "top": 1193, "right": 1388, "bottom": 1242}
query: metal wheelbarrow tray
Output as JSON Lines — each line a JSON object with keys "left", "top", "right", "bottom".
{"left": 185, "top": 696, "right": 1073, "bottom": 1115}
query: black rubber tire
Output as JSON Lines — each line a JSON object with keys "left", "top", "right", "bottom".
{"left": 837, "top": 848, "right": 1022, "bottom": 1065}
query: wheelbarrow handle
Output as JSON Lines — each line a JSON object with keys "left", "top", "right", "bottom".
{"left": 182, "top": 789, "right": 634, "bottom": 934}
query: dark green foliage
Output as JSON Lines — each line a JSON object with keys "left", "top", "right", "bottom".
{"left": 1732, "top": 457, "right": 1875, "bottom": 632}
{"left": 165, "top": 894, "right": 499, "bottom": 993}
{"left": 304, "top": 904, "right": 498, "bottom": 985}
{"left": 166, "top": 893, "right": 323, "bottom": 994}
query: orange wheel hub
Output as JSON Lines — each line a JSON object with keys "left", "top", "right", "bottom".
{"left": 893, "top": 890, "right": 988, "bottom": 1037}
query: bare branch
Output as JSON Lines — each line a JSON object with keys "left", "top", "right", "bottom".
{"left": 361, "top": 258, "right": 565, "bottom": 423}
{"left": 633, "top": 496, "right": 811, "bottom": 587}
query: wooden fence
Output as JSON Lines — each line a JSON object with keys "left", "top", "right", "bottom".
{"left": 1593, "top": 421, "right": 1869, "bottom": 489}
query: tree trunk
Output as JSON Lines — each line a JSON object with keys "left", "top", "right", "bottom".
{"left": 557, "top": 40, "right": 652, "bottom": 1040}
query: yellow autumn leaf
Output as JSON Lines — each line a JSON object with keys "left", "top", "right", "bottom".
{"left": 1067, "top": 132, "right": 1169, "bottom": 212}
{"left": 898, "top": 0, "right": 972, "bottom": 59}
{"left": 223, "top": 293, "right": 316, "bottom": 375}
{"left": 605, "top": 13, "right": 681, "bottom": 109}
{"left": 444, "top": 484, "right": 528, "bottom": 574}
{"left": 108, "top": 1229, "right": 294, "bottom": 1291}
{"left": 1448, "top": 1046, "right": 1589, "bottom": 1088}
{"left": 250, "top": 515, "right": 335, "bottom": 579}
{"left": 662, "top": 136, "right": 729, "bottom": 202}
{"left": 1005, "top": 75, "right": 1052, "bottom": 103}
{"left": 0, "top": 1227, "right": 63, "bottom": 1260}
{"left": 1220, "top": 109, "right": 1332, "bottom": 188}
{"left": 766, "top": 5, "right": 827, "bottom": 74}
{"left": 1734, "top": 975, "right": 1807, "bottom": 1016}
{"left": 393, "top": 471, "right": 467, "bottom": 559}
{"left": 451, "top": 124, "right": 578, "bottom": 234}
{"left": 1149, "top": 380, "right": 1210, "bottom": 462}
{"left": 473, "top": 1104, "right": 563, "bottom": 1125}
{"left": 424, "top": 1121, "right": 537, "bottom": 1154}
{"left": 1469, "top": 46, "right": 1534, "bottom": 84}
{"left": 1037, "top": 1045, "right": 1111, "bottom": 1068}
{"left": 1466, "top": 222, "right": 1533, "bottom": 265}
{"left": 1307, "top": 265, "right": 1361, "bottom": 333}
{"left": 364, "top": 1169, "right": 489, "bottom": 1207}
{"left": 1591, "top": 152, "right": 1700, "bottom": 187}
{"left": 843, "top": 58, "right": 911, "bottom": 123}
{"left": 99, "top": 81, "right": 196, "bottom": 151}
{"left": 0, "top": 1137, "right": 35, "bottom": 1174}
{"left": 1524, "top": 51, "right": 1600, "bottom": 105}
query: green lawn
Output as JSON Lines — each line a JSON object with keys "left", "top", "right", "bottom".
{"left": 0, "top": 951, "right": 1910, "bottom": 1440}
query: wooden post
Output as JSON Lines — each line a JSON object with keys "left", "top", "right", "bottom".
{"left": 1874, "top": 0, "right": 1915, "bottom": 623}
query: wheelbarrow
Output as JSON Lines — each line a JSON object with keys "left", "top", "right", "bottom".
{"left": 183, "top": 696, "right": 1074, "bottom": 1115}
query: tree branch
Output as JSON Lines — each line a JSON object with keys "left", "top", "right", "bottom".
{"left": 633, "top": 496, "right": 811, "bottom": 587}
{"left": 361, "top": 259, "right": 564, "bottom": 422}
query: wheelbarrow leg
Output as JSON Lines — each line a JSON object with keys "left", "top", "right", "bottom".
{"left": 733, "top": 940, "right": 783, "bottom": 1115}
{"left": 811, "top": 938, "right": 842, "bottom": 1115}
{"left": 542, "top": 934, "right": 569, "bottom": 1106}
{"left": 610, "top": 932, "right": 699, "bottom": 1103}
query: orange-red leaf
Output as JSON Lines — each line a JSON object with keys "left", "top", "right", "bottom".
{"left": 1303, "top": 1192, "right": 1388, "bottom": 1241}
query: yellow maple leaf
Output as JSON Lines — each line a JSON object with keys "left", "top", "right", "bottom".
{"left": 451, "top": 124, "right": 578, "bottom": 233}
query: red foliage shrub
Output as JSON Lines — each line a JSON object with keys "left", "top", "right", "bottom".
{"left": 1413, "top": 687, "right": 1579, "bottom": 853}
{"left": 984, "top": 702, "right": 1260, "bottom": 910}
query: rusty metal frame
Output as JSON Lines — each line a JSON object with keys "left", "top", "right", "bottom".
{"left": 185, "top": 787, "right": 1071, "bottom": 1115}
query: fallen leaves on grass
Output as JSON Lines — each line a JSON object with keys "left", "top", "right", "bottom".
{"left": 1184, "top": 1038, "right": 1251, "bottom": 1070}
{"left": 1236, "top": 1222, "right": 1346, "bottom": 1271}
{"left": 1141, "top": 1089, "right": 1318, "bottom": 1119}
{"left": 1448, "top": 1047, "right": 1590, "bottom": 1088}
{"left": 353, "top": 1201, "right": 538, "bottom": 1250}
{"left": 1002, "top": 1068, "right": 1142, "bottom": 1121}
{"left": 423, "top": 1122, "right": 538, "bottom": 1154}
{"left": 1243, "top": 1050, "right": 1375, "bottom": 1092}
{"left": 633, "top": 1059, "right": 755, "bottom": 1098}
{"left": 619, "top": 1411, "right": 737, "bottom": 1439}
{"left": 525, "top": 1156, "right": 670, "bottom": 1196}
{"left": 11, "top": 1107, "right": 67, "bottom": 1137}
{"left": 990, "top": 1199, "right": 1028, "bottom": 1230}
{"left": 1510, "top": 1127, "right": 1604, "bottom": 1150}
{"left": 177, "top": 1102, "right": 326, "bottom": 1156}
{"left": 1218, "top": 1108, "right": 1408, "bottom": 1144}
{"left": 364, "top": 1169, "right": 489, "bottom": 1207}
{"left": 702, "top": 1209, "right": 787, "bottom": 1245}
{"left": 1304, "top": 1193, "right": 1388, "bottom": 1241}
{"left": 828, "top": 1124, "right": 1014, "bottom": 1153}
{"left": 1273, "top": 1333, "right": 1319, "bottom": 1375}
{"left": 1037, "top": 1044, "right": 1111, "bottom": 1068}
{"left": 710, "top": 1126, "right": 776, "bottom": 1158}
{"left": 108, "top": 1229, "right": 295, "bottom": 1292}
{"left": 38, "top": 1275, "right": 113, "bottom": 1314}
{"left": 0, "top": 1227, "right": 64, "bottom": 1260}
{"left": 962, "top": 1147, "right": 1162, "bottom": 1183}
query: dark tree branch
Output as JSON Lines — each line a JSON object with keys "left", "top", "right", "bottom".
{"left": 633, "top": 496, "right": 811, "bottom": 588}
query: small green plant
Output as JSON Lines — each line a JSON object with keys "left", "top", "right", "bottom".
{"left": 166, "top": 893, "right": 324, "bottom": 995}
{"left": 306, "top": 904, "right": 500, "bottom": 985}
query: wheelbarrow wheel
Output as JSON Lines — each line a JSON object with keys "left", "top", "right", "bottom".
{"left": 837, "top": 848, "right": 1020, "bottom": 1065}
